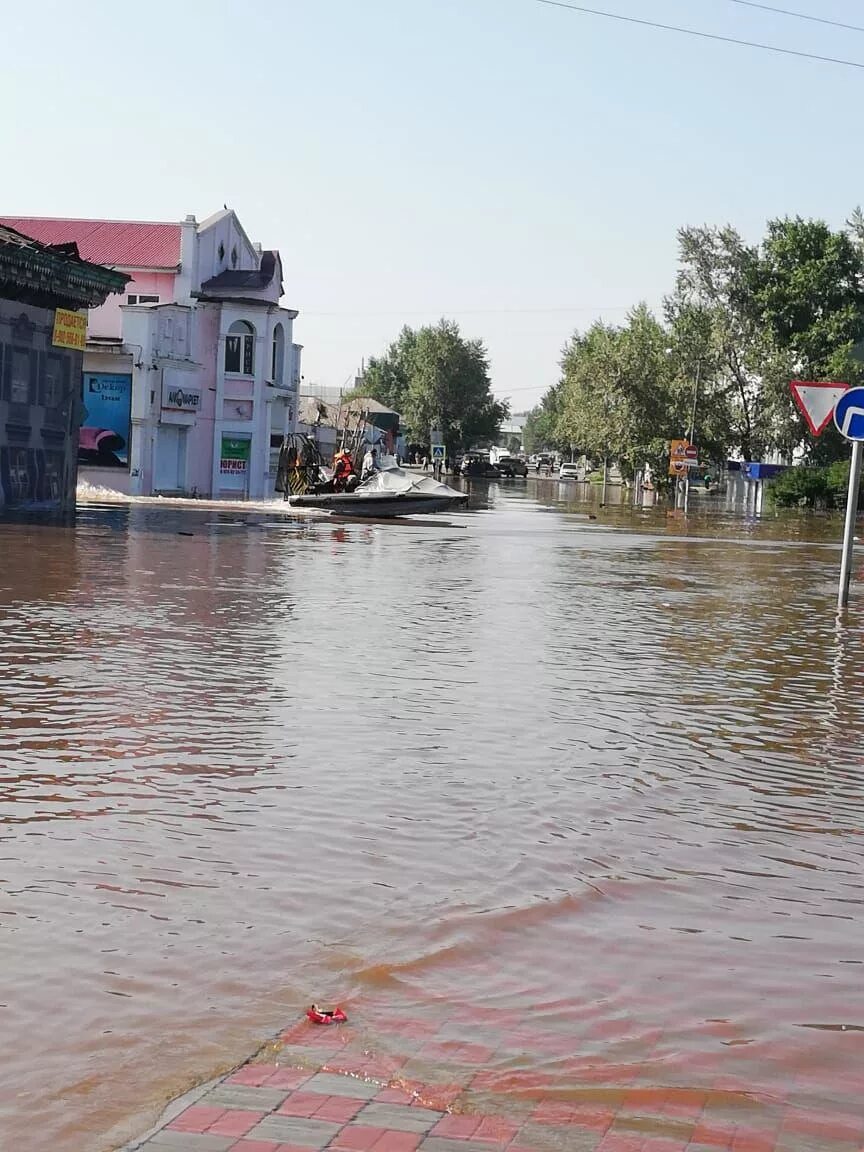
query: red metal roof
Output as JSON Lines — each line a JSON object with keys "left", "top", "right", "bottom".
{"left": 0, "top": 217, "right": 181, "bottom": 270}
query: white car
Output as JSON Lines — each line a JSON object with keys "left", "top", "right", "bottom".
{"left": 558, "top": 462, "right": 580, "bottom": 480}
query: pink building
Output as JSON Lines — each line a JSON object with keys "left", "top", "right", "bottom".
{"left": 0, "top": 210, "right": 301, "bottom": 498}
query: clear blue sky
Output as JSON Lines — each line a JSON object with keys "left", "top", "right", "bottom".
{"left": 4, "top": 0, "right": 864, "bottom": 409}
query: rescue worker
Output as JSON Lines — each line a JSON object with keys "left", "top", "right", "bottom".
{"left": 332, "top": 450, "right": 355, "bottom": 492}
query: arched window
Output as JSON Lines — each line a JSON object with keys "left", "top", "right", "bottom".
{"left": 271, "top": 323, "right": 285, "bottom": 385}
{"left": 225, "top": 319, "right": 255, "bottom": 374}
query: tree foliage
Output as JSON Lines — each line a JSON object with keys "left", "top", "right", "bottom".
{"left": 360, "top": 320, "right": 507, "bottom": 452}
{"left": 768, "top": 460, "right": 859, "bottom": 509}
{"left": 529, "top": 212, "right": 864, "bottom": 474}
{"left": 555, "top": 306, "right": 686, "bottom": 480}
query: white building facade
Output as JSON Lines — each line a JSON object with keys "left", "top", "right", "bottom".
{"left": 0, "top": 209, "right": 302, "bottom": 499}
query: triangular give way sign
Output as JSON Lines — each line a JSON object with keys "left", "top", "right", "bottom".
{"left": 790, "top": 381, "right": 849, "bottom": 436}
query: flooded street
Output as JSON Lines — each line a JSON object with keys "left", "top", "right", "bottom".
{"left": 2, "top": 482, "right": 864, "bottom": 1152}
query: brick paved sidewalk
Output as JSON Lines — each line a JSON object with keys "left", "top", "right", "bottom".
{"left": 119, "top": 1013, "right": 864, "bottom": 1152}
{"left": 121, "top": 1061, "right": 528, "bottom": 1152}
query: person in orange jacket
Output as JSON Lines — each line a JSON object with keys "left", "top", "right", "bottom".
{"left": 332, "top": 450, "right": 355, "bottom": 492}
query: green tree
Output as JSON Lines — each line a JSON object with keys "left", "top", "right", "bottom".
{"left": 523, "top": 385, "right": 566, "bottom": 455}
{"left": 665, "top": 225, "right": 795, "bottom": 462}
{"left": 747, "top": 216, "right": 864, "bottom": 463}
{"left": 754, "top": 217, "right": 864, "bottom": 376}
{"left": 359, "top": 320, "right": 507, "bottom": 453}
{"left": 528, "top": 211, "right": 864, "bottom": 481}
{"left": 555, "top": 305, "right": 687, "bottom": 480}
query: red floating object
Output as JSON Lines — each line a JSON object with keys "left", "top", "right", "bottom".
{"left": 307, "top": 1004, "right": 347, "bottom": 1025}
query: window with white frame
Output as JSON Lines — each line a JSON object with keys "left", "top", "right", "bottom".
{"left": 225, "top": 320, "right": 255, "bottom": 375}
{"left": 127, "top": 294, "right": 160, "bottom": 305}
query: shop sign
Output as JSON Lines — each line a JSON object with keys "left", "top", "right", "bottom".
{"left": 52, "top": 308, "right": 87, "bottom": 350}
{"left": 220, "top": 436, "right": 251, "bottom": 475}
{"left": 161, "top": 381, "right": 201, "bottom": 412}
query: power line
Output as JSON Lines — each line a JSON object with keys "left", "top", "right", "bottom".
{"left": 533, "top": 0, "right": 864, "bottom": 70}
{"left": 725, "top": 0, "right": 864, "bottom": 35}
{"left": 302, "top": 306, "right": 630, "bottom": 317}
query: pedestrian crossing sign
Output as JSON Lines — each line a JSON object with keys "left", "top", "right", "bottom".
{"left": 431, "top": 444, "right": 445, "bottom": 460}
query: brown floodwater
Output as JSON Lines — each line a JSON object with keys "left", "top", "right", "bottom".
{"left": 1, "top": 481, "right": 863, "bottom": 1151}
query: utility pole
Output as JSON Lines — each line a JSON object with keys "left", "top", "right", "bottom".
{"left": 684, "top": 361, "right": 702, "bottom": 516}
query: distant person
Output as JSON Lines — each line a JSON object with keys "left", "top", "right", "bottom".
{"left": 422, "top": 455, "right": 429, "bottom": 471}
{"left": 361, "top": 446, "right": 380, "bottom": 481}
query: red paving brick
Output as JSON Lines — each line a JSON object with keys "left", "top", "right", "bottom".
{"left": 430, "top": 1113, "right": 481, "bottom": 1138}
{"left": 315, "top": 1096, "right": 365, "bottom": 1123}
{"left": 331, "top": 1127, "right": 390, "bottom": 1150}
{"left": 277, "top": 1090, "right": 331, "bottom": 1118}
{"left": 264, "top": 1067, "right": 314, "bottom": 1089}
{"left": 368, "top": 1134, "right": 421, "bottom": 1152}
{"left": 596, "top": 1134, "right": 645, "bottom": 1151}
{"left": 207, "top": 1109, "right": 265, "bottom": 1137}
{"left": 690, "top": 1123, "right": 736, "bottom": 1148}
{"left": 167, "top": 1104, "right": 226, "bottom": 1132}
{"left": 473, "top": 1114, "right": 519, "bottom": 1143}
{"left": 376, "top": 1088, "right": 415, "bottom": 1105}
{"left": 420, "top": 1041, "right": 496, "bottom": 1066}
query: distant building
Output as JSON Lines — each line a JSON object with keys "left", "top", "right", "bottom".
{"left": 297, "top": 394, "right": 401, "bottom": 462}
{"left": 0, "top": 210, "right": 301, "bottom": 498}
{"left": 0, "top": 225, "right": 127, "bottom": 511}
{"left": 498, "top": 414, "right": 527, "bottom": 452}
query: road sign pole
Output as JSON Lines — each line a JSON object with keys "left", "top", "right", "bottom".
{"left": 838, "top": 439, "right": 863, "bottom": 610}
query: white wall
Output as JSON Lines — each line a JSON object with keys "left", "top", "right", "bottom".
{"left": 197, "top": 211, "right": 259, "bottom": 284}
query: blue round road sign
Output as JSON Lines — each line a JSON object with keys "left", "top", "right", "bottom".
{"left": 833, "top": 386, "right": 864, "bottom": 441}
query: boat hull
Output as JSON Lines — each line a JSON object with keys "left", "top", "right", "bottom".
{"left": 289, "top": 492, "right": 467, "bottom": 518}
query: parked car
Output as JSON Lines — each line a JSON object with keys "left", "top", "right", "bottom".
{"left": 558, "top": 462, "right": 581, "bottom": 480}
{"left": 496, "top": 456, "right": 528, "bottom": 478}
{"left": 461, "top": 456, "right": 502, "bottom": 478}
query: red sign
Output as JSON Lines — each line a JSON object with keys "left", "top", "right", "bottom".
{"left": 789, "top": 381, "right": 849, "bottom": 437}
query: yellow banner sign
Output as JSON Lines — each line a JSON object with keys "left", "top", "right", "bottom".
{"left": 52, "top": 309, "right": 87, "bottom": 350}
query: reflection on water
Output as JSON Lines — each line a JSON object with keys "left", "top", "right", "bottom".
{"left": 1, "top": 484, "right": 863, "bottom": 1151}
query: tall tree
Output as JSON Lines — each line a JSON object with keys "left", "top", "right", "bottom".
{"left": 555, "top": 305, "right": 688, "bottom": 479}
{"left": 523, "top": 383, "right": 566, "bottom": 455}
{"left": 747, "top": 216, "right": 864, "bottom": 463}
{"left": 665, "top": 225, "right": 795, "bottom": 462}
{"left": 753, "top": 216, "right": 864, "bottom": 377}
{"left": 360, "top": 320, "right": 507, "bottom": 452}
